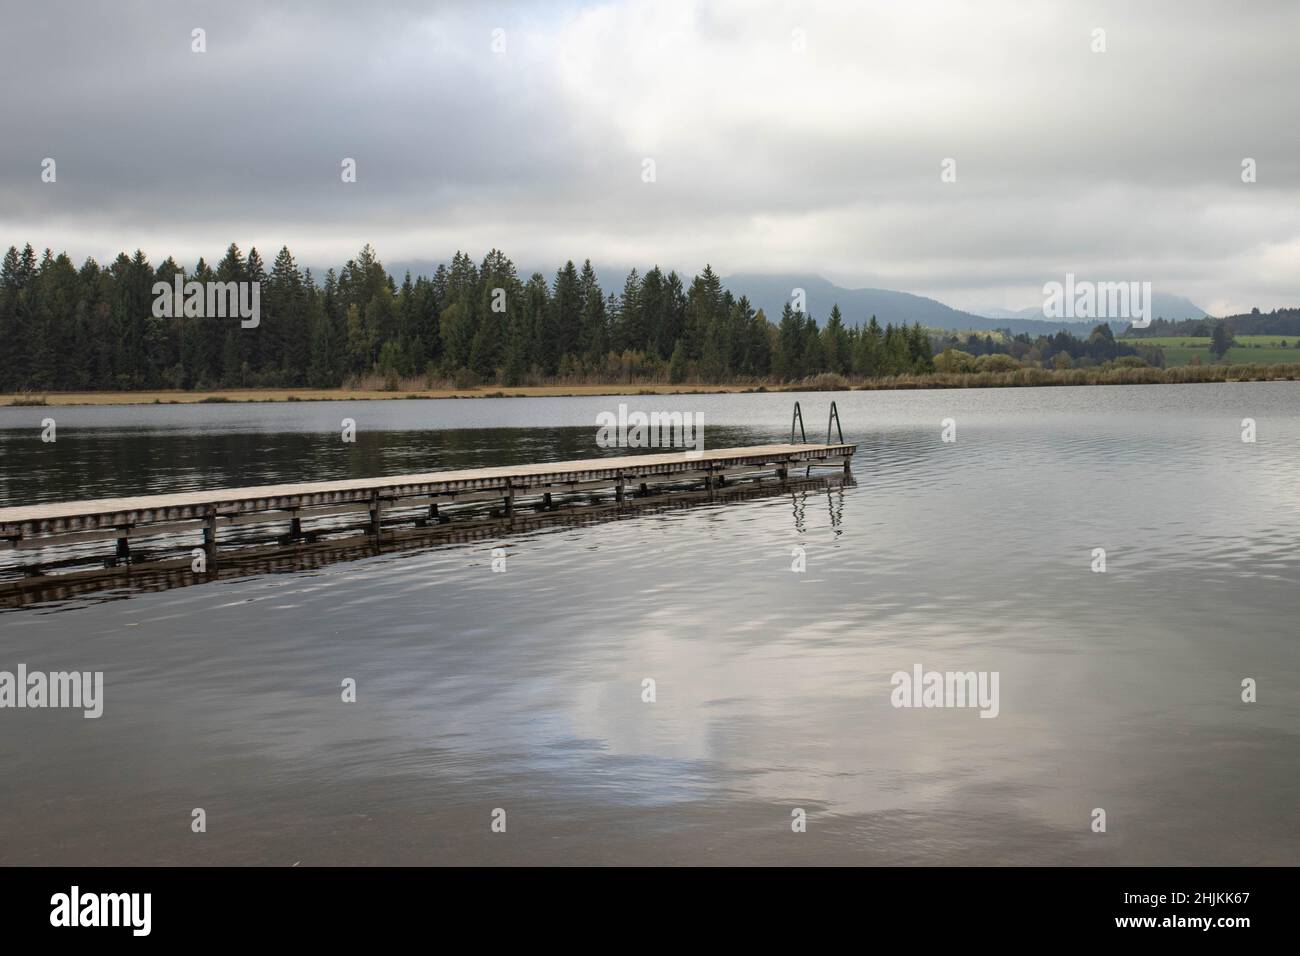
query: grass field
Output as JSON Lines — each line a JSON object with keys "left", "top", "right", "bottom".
{"left": 1159, "top": 347, "right": 1300, "bottom": 367}
{"left": 1127, "top": 335, "right": 1298, "bottom": 347}
{"left": 1123, "top": 335, "right": 1300, "bottom": 367}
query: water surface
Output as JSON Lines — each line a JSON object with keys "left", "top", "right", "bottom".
{"left": 1, "top": 384, "right": 1296, "bottom": 864}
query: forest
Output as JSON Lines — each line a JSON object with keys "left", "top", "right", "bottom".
{"left": 1123, "top": 309, "right": 1300, "bottom": 339}
{"left": 0, "top": 242, "right": 1174, "bottom": 393}
{"left": 0, "top": 243, "right": 945, "bottom": 392}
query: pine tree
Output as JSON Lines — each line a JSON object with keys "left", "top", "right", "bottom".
{"left": 396, "top": 272, "right": 421, "bottom": 373}
{"left": 882, "top": 323, "right": 910, "bottom": 375}
{"left": 684, "top": 264, "right": 724, "bottom": 361}
{"left": 439, "top": 298, "right": 475, "bottom": 374}
{"left": 148, "top": 256, "right": 183, "bottom": 384}
{"left": 322, "top": 268, "right": 347, "bottom": 383}
{"left": 907, "top": 323, "right": 934, "bottom": 373}
{"left": 668, "top": 340, "right": 688, "bottom": 383}
{"left": 0, "top": 247, "right": 25, "bottom": 391}
{"left": 71, "top": 258, "right": 105, "bottom": 389}
{"left": 267, "top": 247, "right": 307, "bottom": 383}
{"left": 548, "top": 261, "right": 582, "bottom": 373}
{"left": 614, "top": 268, "right": 641, "bottom": 353}
{"left": 854, "top": 315, "right": 883, "bottom": 377}
{"left": 745, "top": 307, "right": 772, "bottom": 376}
{"left": 414, "top": 275, "right": 441, "bottom": 370}
{"left": 639, "top": 268, "right": 666, "bottom": 355}
{"left": 469, "top": 249, "right": 518, "bottom": 380}
{"left": 773, "top": 303, "right": 803, "bottom": 381}
{"left": 580, "top": 279, "right": 608, "bottom": 366}
{"left": 660, "top": 271, "right": 687, "bottom": 359}
{"left": 801, "top": 313, "right": 824, "bottom": 376}
{"left": 821, "top": 304, "right": 850, "bottom": 375}
{"left": 345, "top": 303, "right": 370, "bottom": 374}
{"left": 306, "top": 285, "right": 337, "bottom": 388}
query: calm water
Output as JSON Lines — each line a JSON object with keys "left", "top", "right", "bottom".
{"left": 1, "top": 384, "right": 1297, "bottom": 865}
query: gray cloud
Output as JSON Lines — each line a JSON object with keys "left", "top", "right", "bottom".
{"left": 2, "top": 0, "right": 1297, "bottom": 315}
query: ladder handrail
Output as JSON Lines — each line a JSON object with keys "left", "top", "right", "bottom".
{"left": 826, "top": 400, "right": 843, "bottom": 445}
{"left": 790, "top": 402, "right": 807, "bottom": 444}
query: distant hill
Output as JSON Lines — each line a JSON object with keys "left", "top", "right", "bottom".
{"left": 721, "top": 273, "right": 975, "bottom": 327}
{"left": 721, "top": 273, "right": 1104, "bottom": 336}
{"left": 378, "top": 260, "right": 1209, "bottom": 338}
{"left": 980, "top": 293, "right": 1208, "bottom": 324}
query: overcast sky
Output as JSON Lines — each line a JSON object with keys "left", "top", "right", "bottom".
{"left": 2, "top": 0, "right": 1297, "bottom": 315}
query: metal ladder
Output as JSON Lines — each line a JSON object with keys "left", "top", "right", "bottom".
{"left": 790, "top": 400, "right": 843, "bottom": 445}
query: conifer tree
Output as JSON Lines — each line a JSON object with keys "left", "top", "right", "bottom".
{"left": 821, "top": 304, "right": 850, "bottom": 375}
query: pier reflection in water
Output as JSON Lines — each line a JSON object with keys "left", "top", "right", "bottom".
{"left": 0, "top": 474, "right": 852, "bottom": 611}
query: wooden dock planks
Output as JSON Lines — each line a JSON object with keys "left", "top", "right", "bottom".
{"left": 0, "top": 443, "right": 856, "bottom": 539}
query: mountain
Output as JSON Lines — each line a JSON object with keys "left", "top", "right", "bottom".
{"left": 980, "top": 293, "right": 1208, "bottom": 323}
{"left": 721, "top": 273, "right": 1108, "bottom": 336}
{"left": 382, "top": 261, "right": 1002, "bottom": 329}
{"left": 720, "top": 273, "right": 974, "bottom": 328}
{"left": 375, "top": 260, "right": 1208, "bottom": 337}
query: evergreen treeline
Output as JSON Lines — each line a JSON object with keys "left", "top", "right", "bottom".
{"left": 1124, "top": 309, "right": 1300, "bottom": 339}
{"left": 0, "top": 243, "right": 939, "bottom": 392}
{"left": 934, "top": 324, "right": 1164, "bottom": 370}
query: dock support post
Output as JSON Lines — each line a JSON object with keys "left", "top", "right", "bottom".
{"left": 615, "top": 474, "right": 625, "bottom": 502}
{"left": 114, "top": 530, "right": 131, "bottom": 567}
{"left": 504, "top": 484, "right": 514, "bottom": 518}
{"left": 369, "top": 492, "right": 384, "bottom": 538}
{"left": 542, "top": 492, "right": 553, "bottom": 510}
{"left": 203, "top": 511, "right": 218, "bottom": 569}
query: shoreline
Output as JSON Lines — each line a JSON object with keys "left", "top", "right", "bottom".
{"left": 5, "top": 362, "right": 1299, "bottom": 407}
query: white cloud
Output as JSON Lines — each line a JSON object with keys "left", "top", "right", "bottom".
{"left": 1, "top": 0, "right": 1296, "bottom": 313}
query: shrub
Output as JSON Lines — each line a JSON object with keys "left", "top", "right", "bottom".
{"left": 794, "top": 372, "right": 851, "bottom": 391}
{"left": 934, "top": 348, "right": 978, "bottom": 373}
{"left": 1112, "top": 355, "right": 1148, "bottom": 368}
{"left": 975, "top": 353, "right": 1021, "bottom": 373}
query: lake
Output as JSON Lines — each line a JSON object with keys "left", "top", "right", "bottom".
{"left": 1, "top": 383, "right": 1297, "bottom": 864}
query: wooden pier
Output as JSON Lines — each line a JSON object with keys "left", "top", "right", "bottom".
{"left": 0, "top": 470, "right": 854, "bottom": 607}
{"left": 0, "top": 443, "right": 855, "bottom": 582}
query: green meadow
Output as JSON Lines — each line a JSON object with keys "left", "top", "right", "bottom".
{"left": 1131, "top": 335, "right": 1296, "bottom": 347}
{"left": 1123, "top": 335, "right": 1300, "bottom": 367}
